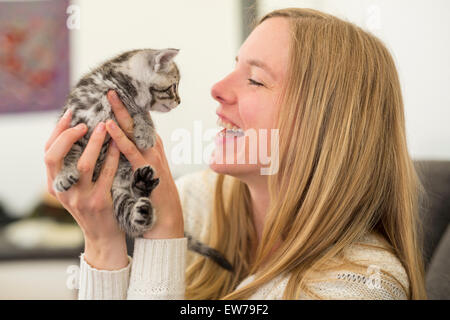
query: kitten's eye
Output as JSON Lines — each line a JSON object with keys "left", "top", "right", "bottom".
{"left": 248, "top": 79, "right": 264, "bottom": 87}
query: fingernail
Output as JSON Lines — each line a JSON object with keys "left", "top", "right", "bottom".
{"left": 109, "top": 91, "right": 117, "bottom": 101}
{"left": 107, "top": 120, "right": 117, "bottom": 130}
{"left": 75, "top": 123, "right": 87, "bottom": 130}
{"left": 63, "top": 109, "right": 72, "bottom": 119}
{"left": 96, "top": 122, "right": 105, "bottom": 133}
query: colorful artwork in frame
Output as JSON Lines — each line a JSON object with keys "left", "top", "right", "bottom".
{"left": 0, "top": 0, "right": 70, "bottom": 114}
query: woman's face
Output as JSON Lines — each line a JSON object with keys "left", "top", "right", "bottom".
{"left": 209, "top": 17, "right": 290, "bottom": 179}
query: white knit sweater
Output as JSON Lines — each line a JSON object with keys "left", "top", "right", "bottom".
{"left": 78, "top": 169, "right": 410, "bottom": 300}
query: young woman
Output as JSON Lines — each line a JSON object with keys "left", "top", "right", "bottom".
{"left": 44, "top": 8, "right": 427, "bottom": 299}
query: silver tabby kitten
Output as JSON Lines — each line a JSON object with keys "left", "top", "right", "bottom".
{"left": 54, "top": 48, "right": 232, "bottom": 271}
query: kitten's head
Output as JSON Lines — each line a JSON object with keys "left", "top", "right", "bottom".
{"left": 120, "top": 48, "right": 181, "bottom": 112}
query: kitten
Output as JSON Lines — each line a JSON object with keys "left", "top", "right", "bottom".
{"left": 53, "top": 48, "right": 232, "bottom": 271}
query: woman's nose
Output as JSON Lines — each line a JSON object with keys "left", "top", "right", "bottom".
{"left": 211, "top": 74, "right": 237, "bottom": 105}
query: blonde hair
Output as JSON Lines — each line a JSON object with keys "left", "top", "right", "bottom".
{"left": 186, "top": 8, "right": 427, "bottom": 300}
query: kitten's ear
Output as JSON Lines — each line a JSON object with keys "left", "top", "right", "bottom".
{"left": 153, "top": 48, "right": 179, "bottom": 72}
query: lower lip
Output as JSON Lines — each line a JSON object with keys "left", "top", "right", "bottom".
{"left": 215, "top": 128, "right": 244, "bottom": 144}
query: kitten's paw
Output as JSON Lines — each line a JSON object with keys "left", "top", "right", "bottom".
{"left": 130, "top": 197, "right": 156, "bottom": 236}
{"left": 134, "top": 131, "right": 156, "bottom": 150}
{"left": 131, "top": 165, "right": 160, "bottom": 197}
{"left": 53, "top": 170, "right": 80, "bottom": 193}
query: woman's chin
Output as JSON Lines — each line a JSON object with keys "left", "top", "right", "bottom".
{"left": 208, "top": 150, "right": 259, "bottom": 177}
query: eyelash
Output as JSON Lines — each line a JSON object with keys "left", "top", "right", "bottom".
{"left": 248, "top": 79, "right": 264, "bottom": 87}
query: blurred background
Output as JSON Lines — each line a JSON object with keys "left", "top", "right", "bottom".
{"left": 0, "top": 0, "right": 448, "bottom": 299}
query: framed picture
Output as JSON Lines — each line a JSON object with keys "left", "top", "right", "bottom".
{"left": 0, "top": 0, "right": 70, "bottom": 114}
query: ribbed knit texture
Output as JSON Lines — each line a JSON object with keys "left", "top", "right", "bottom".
{"left": 77, "top": 169, "right": 410, "bottom": 300}
{"left": 78, "top": 253, "right": 131, "bottom": 300}
{"left": 127, "top": 238, "right": 186, "bottom": 299}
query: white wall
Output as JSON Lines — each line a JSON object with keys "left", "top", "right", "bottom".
{"left": 0, "top": 0, "right": 241, "bottom": 216}
{"left": 259, "top": 0, "right": 450, "bottom": 159}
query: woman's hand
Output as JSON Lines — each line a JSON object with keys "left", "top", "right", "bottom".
{"left": 106, "top": 90, "right": 184, "bottom": 239}
{"left": 44, "top": 110, "right": 128, "bottom": 270}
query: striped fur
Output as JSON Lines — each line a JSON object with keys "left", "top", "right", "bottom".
{"left": 53, "top": 48, "right": 233, "bottom": 272}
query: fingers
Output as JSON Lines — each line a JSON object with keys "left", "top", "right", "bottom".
{"left": 105, "top": 119, "right": 147, "bottom": 170}
{"left": 46, "top": 168, "right": 56, "bottom": 197}
{"left": 44, "top": 109, "right": 72, "bottom": 152}
{"left": 153, "top": 133, "right": 164, "bottom": 153}
{"left": 94, "top": 140, "right": 120, "bottom": 191}
{"left": 142, "top": 133, "right": 166, "bottom": 170}
{"left": 107, "top": 90, "right": 134, "bottom": 139}
{"left": 44, "top": 123, "right": 88, "bottom": 178}
{"left": 77, "top": 122, "right": 108, "bottom": 186}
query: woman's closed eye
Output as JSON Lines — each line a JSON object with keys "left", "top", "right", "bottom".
{"left": 248, "top": 78, "right": 264, "bottom": 87}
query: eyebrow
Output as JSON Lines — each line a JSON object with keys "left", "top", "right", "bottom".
{"left": 235, "top": 56, "right": 276, "bottom": 80}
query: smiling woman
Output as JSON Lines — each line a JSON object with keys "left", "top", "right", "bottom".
{"left": 186, "top": 8, "right": 427, "bottom": 300}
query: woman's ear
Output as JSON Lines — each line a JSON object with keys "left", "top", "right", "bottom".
{"left": 153, "top": 48, "right": 179, "bottom": 72}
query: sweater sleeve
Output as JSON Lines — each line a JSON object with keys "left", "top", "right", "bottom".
{"left": 126, "top": 237, "right": 187, "bottom": 299}
{"left": 77, "top": 237, "right": 187, "bottom": 300}
{"left": 78, "top": 253, "right": 132, "bottom": 300}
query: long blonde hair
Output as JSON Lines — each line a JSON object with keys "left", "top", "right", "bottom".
{"left": 186, "top": 8, "right": 427, "bottom": 300}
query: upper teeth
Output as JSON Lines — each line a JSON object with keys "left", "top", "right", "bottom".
{"left": 217, "top": 117, "right": 242, "bottom": 131}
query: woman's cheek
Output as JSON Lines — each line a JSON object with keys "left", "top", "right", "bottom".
{"left": 238, "top": 98, "right": 265, "bottom": 129}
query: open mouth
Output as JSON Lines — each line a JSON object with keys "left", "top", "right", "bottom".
{"left": 217, "top": 117, "right": 245, "bottom": 137}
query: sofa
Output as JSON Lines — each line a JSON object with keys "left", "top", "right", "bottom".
{"left": 414, "top": 160, "right": 450, "bottom": 300}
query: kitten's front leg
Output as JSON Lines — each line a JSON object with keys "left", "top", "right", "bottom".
{"left": 133, "top": 112, "right": 156, "bottom": 150}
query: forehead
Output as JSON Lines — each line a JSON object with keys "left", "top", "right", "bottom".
{"left": 161, "top": 62, "right": 180, "bottom": 83}
{"left": 169, "top": 63, "right": 180, "bottom": 79}
{"left": 238, "top": 17, "right": 291, "bottom": 81}
{"left": 152, "top": 63, "right": 180, "bottom": 87}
